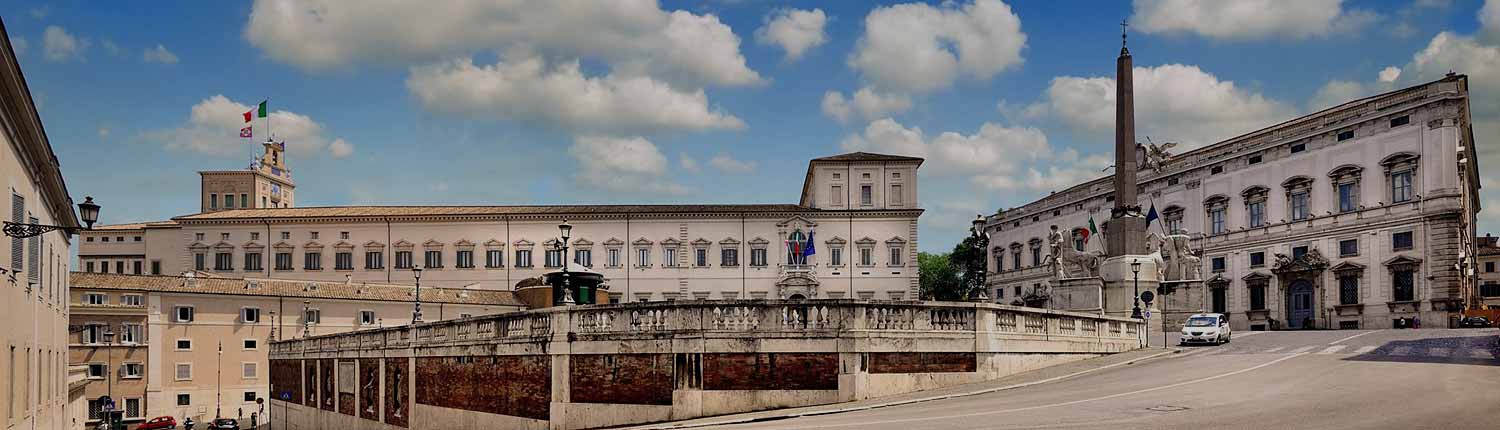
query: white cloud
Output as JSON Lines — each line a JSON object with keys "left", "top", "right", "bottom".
{"left": 244, "top": 0, "right": 760, "bottom": 87}
{"left": 1482, "top": 0, "right": 1500, "bottom": 43}
{"left": 1130, "top": 0, "right": 1377, "bottom": 40}
{"left": 11, "top": 37, "right": 25, "bottom": 56}
{"left": 145, "top": 95, "right": 335, "bottom": 157}
{"left": 142, "top": 44, "right": 179, "bottom": 64}
{"left": 42, "top": 26, "right": 86, "bottom": 62}
{"left": 848, "top": 0, "right": 1026, "bottom": 93}
{"left": 756, "top": 8, "right": 827, "bottom": 61}
{"left": 406, "top": 54, "right": 745, "bottom": 134}
{"left": 679, "top": 152, "right": 701, "bottom": 173}
{"left": 1026, "top": 64, "right": 1296, "bottom": 150}
{"left": 708, "top": 153, "right": 756, "bottom": 174}
{"left": 821, "top": 87, "right": 912, "bottom": 123}
{"left": 1379, "top": 66, "right": 1402, "bottom": 83}
{"left": 840, "top": 118, "right": 1073, "bottom": 191}
{"left": 568, "top": 136, "right": 688, "bottom": 195}
{"left": 329, "top": 138, "right": 354, "bottom": 159}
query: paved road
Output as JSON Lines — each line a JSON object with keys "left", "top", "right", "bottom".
{"left": 697, "top": 328, "right": 1500, "bottom": 430}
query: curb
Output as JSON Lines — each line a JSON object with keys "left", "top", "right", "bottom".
{"left": 629, "top": 348, "right": 1183, "bottom": 430}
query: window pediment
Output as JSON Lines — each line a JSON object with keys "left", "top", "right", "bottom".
{"left": 303, "top": 241, "right": 324, "bottom": 249}
{"left": 1204, "top": 194, "right": 1230, "bottom": 207}
{"left": 1379, "top": 152, "right": 1420, "bottom": 168}
{"left": 718, "top": 237, "right": 741, "bottom": 246}
{"left": 1327, "top": 164, "right": 1363, "bottom": 179}
{"left": 483, "top": 239, "right": 505, "bottom": 248}
{"left": 332, "top": 241, "right": 355, "bottom": 250}
{"left": 661, "top": 238, "right": 681, "bottom": 246}
{"left": 632, "top": 237, "right": 654, "bottom": 246}
{"left": 212, "top": 241, "right": 235, "bottom": 250}
{"left": 272, "top": 241, "right": 295, "bottom": 250}
{"left": 422, "top": 239, "right": 444, "bottom": 248}
{"left": 392, "top": 240, "right": 415, "bottom": 249}
{"left": 1383, "top": 255, "right": 1423, "bottom": 270}
{"left": 189, "top": 242, "right": 209, "bottom": 250}
{"left": 513, "top": 239, "right": 534, "bottom": 248}
{"left": 1241, "top": 271, "right": 1271, "bottom": 284}
{"left": 603, "top": 238, "right": 625, "bottom": 246}
{"left": 1241, "top": 186, "right": 1270, "bottom": 200}
{"left": 691, "top": 238, "right": 712, "bottom": 246}
{"left": 363, "top": 240, "right": 386, "bottom": 249}
{"left": 243, "top": 241, "right": 264, "bottom": 249}
{"left": 825, "top": 236, "right": 847, "bottom": 245}
{"left": 1009, "top": 242, "right": 1022, "bottom": 249}
{"left": 886, "top": 236, "right": 907, "bottom": 245}
{"left": 543, "top": 238, "right": 561, "bottom": 247}
{"left": 1281, "top": 175, "right": 1314, "bottom": 190}
{"left": 572, "top": 238, "right": 594, "bottom": 247}
{"left": 453, "top": 239, "right": 475, "bottom": 248}
{"left": 775, "top": 215, "right": 817, "bottom": 228}
{"left": 855, "top": 237, "right": 877, "bottom": 246}
{"left": 1331, "top": 261, "right": 1366, "bottom": 274}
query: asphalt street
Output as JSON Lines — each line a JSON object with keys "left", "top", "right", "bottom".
{"left": 693, "top": 328, "right": 1500, "bottom": 430}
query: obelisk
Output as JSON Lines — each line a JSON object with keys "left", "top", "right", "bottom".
{"left": 1105, "top": 25, "right": 1147, "bottom": 258}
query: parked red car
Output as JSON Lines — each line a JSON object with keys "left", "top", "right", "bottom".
{"left": 137, "top": 416, "right": 177, "bottom": 430}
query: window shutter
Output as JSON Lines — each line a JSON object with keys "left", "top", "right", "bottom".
{"left": 11, "top": 194, "right": 23, "bottom": 272}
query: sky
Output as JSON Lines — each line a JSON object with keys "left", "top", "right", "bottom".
{"left": 7, "top": 0, "right": 1500, "bottom": 253}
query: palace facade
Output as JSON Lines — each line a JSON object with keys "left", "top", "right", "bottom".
{"left": 984, "top": 75, "right": 1482, "bottom": 331}
{"left": 78, "top": 152, "right": 924, "bottom": 302}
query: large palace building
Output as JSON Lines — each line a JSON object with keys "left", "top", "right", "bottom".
{"left": 77, "top": 150, "right": 924, "bottom": 302}
{"left": 984, "top": 75, "right": 1482, "bottom": 331}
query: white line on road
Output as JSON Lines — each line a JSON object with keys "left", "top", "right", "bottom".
{"left": 1290, "top": 346, "right": 1317, "bottom": 353}
{"left": 1264, "top": 346, "right": 1286, "bottom": 353}
{"left": 1429, "top": 348, "right": 1451, "bottom": 357}
{"left": 759, "top": 353, "right": 1311, "bottom": 429}
{"left": 1318, "top": 345, "right": 1347, "bottom": 354}
{"left": 1330, "top": 330, "right": 1382, "bottom": 345}
{"left": 1353, "top": 346, "right": 1378, "bottom": 355}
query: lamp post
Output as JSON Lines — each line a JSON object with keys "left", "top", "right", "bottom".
{"left": 968, "top": 216, "right": 989, "bottom": 301}
{"left": 216, "top": 341, "right": 223, "bottom": 419}
{"left": 268, "top": 311, "right": 277, "bottom": 342}
{"left": 411, "top": 266, "right": 424, "bottom": 322}
{"left": 302, "top": 300, "right": 311, "bottom": 338}
{"left": 1130, "top": 259, "right": 1143, "bottom": 320}
{"left": 557, "top": 220, "right": 575, "bottom": 306}
{"left": 2, "top": 196, "right": 100, "bottom": 238}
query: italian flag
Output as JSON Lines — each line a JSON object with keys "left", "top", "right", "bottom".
{"left": 1082, "top": 216, "right": 1099, "bottom": 243}
{"left": 242, "top": 100, "right": 267, "bottom": 123}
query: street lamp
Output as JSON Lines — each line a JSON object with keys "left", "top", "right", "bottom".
{"left": 557, "top": 220, "right": 575, "bottom": 305}
{"left": 1130, "top": 259, "right": 1143, "bottom": 320}
{"left": 268, "top": 311, "right": 277, "bottom": 341}
{"left": 968, "top": 215, "right": 989, "bottom": 301}
{"left": 2, "top": 196, "right": 100, "bottom": 238}
{"left": 411, "top": 266, "right": 424, "bottom": 322}
{"left": 215, "top": 341, "right": 223, "bottom": 420}
{"left": 302, "top": 300, "right": 311, "bottom": 338}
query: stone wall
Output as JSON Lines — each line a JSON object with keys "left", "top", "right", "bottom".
{"left": 268, "top": 300, "right": 1142, "bottom": 430}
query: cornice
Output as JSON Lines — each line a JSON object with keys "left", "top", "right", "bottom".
{"left": 169, "top": 208, "right": 923, "bottom": 227}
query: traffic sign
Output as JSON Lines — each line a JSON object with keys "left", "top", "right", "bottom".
{"left": 1144, "top": 310, "right": 1153, "bottom": 319}
{"left": 1140, "top": 290, "right": 1155, "bottom": 305}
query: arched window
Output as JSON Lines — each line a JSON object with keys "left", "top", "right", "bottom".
{"left": 786, "top": 230, "right": 808, "bottom": 266}
{"left": 1282, "top": 176, "right": 1314, "bottom": 221}
{"left": 1328, "top": 165, "right": 1363, "bottom": 213}
{"left": 1241, "top": 186, "right": 1269, "bottom": 228}
{"left": 1204, "top": 195, "right": 1230, "bottom": 235}
{"left": 1381, "top": 152, "right": 1420, "bottom": 204}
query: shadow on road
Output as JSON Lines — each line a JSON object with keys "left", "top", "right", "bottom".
{"left": 1341, "top": 332, "right": 1499, "bottom": 367}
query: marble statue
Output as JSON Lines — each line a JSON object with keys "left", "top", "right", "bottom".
{"left": 1157, "top": 231, "right": 1202, "bottom": 281}
{"left": 1142, "top": 140, "right": 1178, "bottom": 173}
{"left": 1051, "top": 228, "right": 1104, "bottom": 279}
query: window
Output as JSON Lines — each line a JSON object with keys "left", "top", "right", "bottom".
{"left": 694, "top": 248, "right": 707, "bottom": 267}
{"left": 81, "top": 324, "right": 103, "bottom": 344}
{"left": 334, "top": 252, "right": 353, "bottom": 270}
{"left": 607, "top": 248, "right": 621, "bottom": 267}
{"left": 516, "top": 249, "right": 532, "bottom": 268}
{"left": 1392, "top": 231, "right": 1414, "bottom": 251}
{"left": 1167, "top": 177, "right": 1180, "bottom": 186}
{"left": 1339, "top": 239, "right": 1358, "bottom": 257}
{"left": 1291, "top": 143, "right": 1306, "bottom": 153}
{"left": 195, "top": 232, "right": 205, "bottom": 241}
{"left": 1031, "top": 242, "right": 1041, "bottom": 266}
{"left": 889, "top": 247, "right": 903, "bottom": 266}
{"left": 305, "top": 308, "right": 322, "bottom": 324}
{"left": 175, "top": 306, "right": 195, "bottom": 322}
{"left": 830, "top": 247, "right": 843, "bottom": 266}
{"left": 486, "top": 250, "right": 504, "bottom": 268}
{"left": 280, "top": 232, "right": 290, "bottom": 240}
{"left": 340, "top": 231, "right": 350, "bottom": 240}
{"left": 1248, "top": 200, "right": 1265, "bottom": 227}
{"left": 133, "top": 261, "right": 142, "bottom": 274}
{"left": 1012, "top": 247, "right": 1022, "bottom": 270}
{"left": 1391, "top": 170, "right": 1413, "bottom": 203}
{"left": 177, "top": 394, "right": 190, "bottom": 406}
{"left": 1488, "top": 261, "right": 1496, "bottom": 273}
{"left": 221, "top": 233, "right": 232, "bottom": 241}
{"left": 751, "top": 248, "right": 768, "bottom": 267}
{"left": 176, "top": 339, "right": 192, "bottom": 350}
{"left": 122, "top": 363, "right": 143, "bottom": 379}
{"left": 310, "top": 232, "right": 319, "bottom": 240}
{"left": 396, "top": 250, "right": 413, "bottom": 269}
{"left": 664, "top": 247, "right": 678, "bottom": 267}
{"left": 225, "top": 194, "right": 234, "bottom": 209}
{"left": 117, "top": 260, "right": 126, "bottom": 274}
{"left": 242, "top": 307, "right": 261, "bottom": 323}
{"left": 122, "top": 294, "right": 144, "bottom": 306}
{"left": 1249, "top": 285, "right": 1267, "bottom": 310}
{"left": 244, "top": 253, "right": 262, "bottom": 271}
{"left": 85, "top": 261, "right": 94, "bottom": 272}
{"left": 275, "top": 252, "right": 293, "bottom": 270}
{"left": 250, "top": 232, "right": 259, "bottom": 241}
{"left": 831, "top": 185, "right": 843, "bottom": 206}
{"left": 890, "top": 184, "right": 903, "bottom": 205}
{"left": 1290, "top": 191, "right": 1309, "bottom": 221}
{"left": 176, "top": 363, "right": 192, "bottom": 380}
{"left": 360, "top": 310, "right": 376, "bottom": 325}
{"left": 1250, "top": 252, "right": 1265, "bottom": 267}
{"left": 1480, "top": 283, "right": 1500, "bottom": 297}
{"left": 87, "top": 363, "right": 105, "bottom": 379}
{"left": 424, "top": 250, "right": 442, "bottom": 268}
{"left": 1339, "top": 276, "right": 1359, "bottom": 305}
{"left": 1211, "top": 257, "right": 1225, "bottom": 273}
{"left": 243, "top": 363, "right": 258, "bottom": 379}
{"left": 194, "top": 253, "right": 206, "bottom": 271}
{"left": 636, "top": 248, "right": 651, "bottom": 266}
{"left": 120, "top": 324, "right": 143, "bottom": 344}
{"left": 1390, "top": 115, "right": 1410, "bottom": 127}
{"left": 993, "top": 250, "right": 1003, "bottom": 272}
{"left": 304, "top": 252, "right": 322, "bottom": 270}
{"left": 244, "top": 392, "right": 258, "bottom": 403}
{"left": 1338, "top": 183, "right": 1356, "bottom": 213}
{"left": 573, "top": 247, "right": 591, "bottom": 268}
{"left": 860, "top": 185, "right": 873, "bottom": 206}
{"left": 1164, "top": 207, "right": 1183, "bottom": 233}
{"left": 1293, "top": 246, "right": 1308, "bottom": 259}
{"left": 83, "top": 293, "right": 106, "bottom": 305}
{"left": 545, "top": 249, "right": 563, "bottom": 267}
{"left": 1337, "top": 130, "right": 1354, "bottom": 141}
{"left": 1248, "top": 154, "right": 1262, "bottom": 164}
{"left": 215, "top": 252, "right": 233, "bottom": 271}
{"left": 1211, "top": 165, "right": 1224, "bottom": 175}
{"left": 366, "top": 251, "right": 384, "bottom": 269}
{"left": 859, "top": 247, "right": 873, "bottom": 266}
{"left": 210, "top": 194, "right": 218, "bottom": 209}
{"left": 243, "top": 339, "right": 258, "bottom": 350}
{"left": 456, "top": 250, "right": 474, "bottom": 268}
{"left": 1392, "top": 270, "right": 1415, "bottom": 301}
{"left": 1209, "top": 207, "right": 1226, "bottom": 234}
{"left": 151, "top": 260, "right": 162, "bottom": 275}
{"left": 721, "top": 248, "right": 738, "bottom": 267}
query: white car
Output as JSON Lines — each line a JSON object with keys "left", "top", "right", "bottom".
{"left": 1180, "top": 313, "right": 1231, "bottom": 345}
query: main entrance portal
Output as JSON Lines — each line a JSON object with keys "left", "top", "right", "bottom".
{"left": 1287, "top": 280, "right": 1314, "bottom": 329}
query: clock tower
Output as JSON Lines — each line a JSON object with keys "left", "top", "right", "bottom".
{"left": 197, "top": 138, "right": 296, "bottom": 213}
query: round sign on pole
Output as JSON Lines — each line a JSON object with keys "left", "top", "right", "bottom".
{"left": 1140, "top": 290, "right": 1155, "bottom": 305}
{"left": 1144, "top": 310, "right": 1153, "bottom": 319}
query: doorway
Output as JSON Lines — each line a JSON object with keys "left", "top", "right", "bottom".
{"left": 1287, "top": 280, "right": 1314, "bottom": 329}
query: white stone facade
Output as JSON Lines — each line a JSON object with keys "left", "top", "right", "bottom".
{"left": 984, "top": 76, "right": 1481, "bottom": 331}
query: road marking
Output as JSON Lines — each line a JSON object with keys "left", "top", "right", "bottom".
{"left": 1428, "top": 347, "right": 1450, "bottom": 357}
{"left": 1264, "top": 346, "right": 1286, "bottom": 353}
{"left": 1290, "top": 345, "right": 1316, "bottom": 353}
{"left": 1318, "top": 345, "right": 1347, "bottom": 354}
{"left": 1391, "top": 346, "right": 1413, "bottom": 356}
{"left": 1353, "top": 346, "right": 1378, "bottom": 355}
{"left": 759, "top": 353, "right": 1311, "bottom": 429}
{"left": 1471, "top": 349, "right": 1494, "bottom": 359}
{"left": 1330, "top": 330, "right": 1381, "bottom": 345}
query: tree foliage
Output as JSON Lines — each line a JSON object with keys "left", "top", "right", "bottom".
{"left": 919, "top": 252, "right": 963, "bottom": 301}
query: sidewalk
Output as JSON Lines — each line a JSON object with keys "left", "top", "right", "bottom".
{"left": 615, "top": 347, "right": 1183, "bottom": 430}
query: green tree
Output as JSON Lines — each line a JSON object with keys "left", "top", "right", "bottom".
{"left": 918, "top": 252, "right": 963, "bottom": 301}
{"left": 950, "top": 227, "right": 989, "bottom": 300}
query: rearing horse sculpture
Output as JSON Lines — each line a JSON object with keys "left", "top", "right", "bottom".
{"left": 1048, "top": 229, "right": 1104, "bottom": 279}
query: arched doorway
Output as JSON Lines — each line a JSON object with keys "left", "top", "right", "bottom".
{"left": 1287, "top": 280, "right": 1315, "bottom": 329}
{"left": 788, "top": 294, "right": 807, "bottom": 300}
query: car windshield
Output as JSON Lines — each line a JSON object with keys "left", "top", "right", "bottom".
{"left": 1186, "top": 317, "right": 1218, "bottom": 327}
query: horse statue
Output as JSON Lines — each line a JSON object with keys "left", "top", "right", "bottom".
{"left": 1144, "top": 232, "right": 1168, "bottom": 280}
{"left": 1050, "top": 228, "right": 1104, "bottom": 279}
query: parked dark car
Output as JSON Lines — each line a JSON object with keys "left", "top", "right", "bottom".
{"left": 209, "top": 418, "right": 238, "bottom": 430}
{"left": 1458, "top": 316, "right": 1492, "bottom": 328}
{"left": 137, "top": 416, "right": 177, "bottom": 430}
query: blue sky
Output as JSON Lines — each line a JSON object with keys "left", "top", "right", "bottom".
{"left": 7, "top": 0, "right": 1500, "bottom": 252}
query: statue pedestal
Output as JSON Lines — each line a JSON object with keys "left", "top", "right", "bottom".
{"left": 1051, "top": 277, "right": 1105, "bottom": 313}
{"left": 1098, "top": 255, "right": 1160, "bottom": 320}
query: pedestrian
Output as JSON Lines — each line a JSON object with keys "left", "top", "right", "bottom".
{"left": 183, "top": 417, "right": 194, "bottom": 430}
